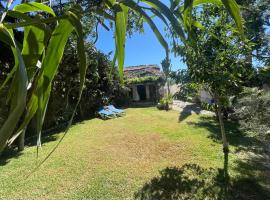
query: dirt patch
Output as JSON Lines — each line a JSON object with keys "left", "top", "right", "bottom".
{"left": 102, "top": 133, "right": 191, "bottom": 171}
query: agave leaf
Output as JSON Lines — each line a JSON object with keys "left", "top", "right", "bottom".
{"left": 141, "top": 0, "right": 186, "bottom": 41}
{"left": 22, "top": 19, "right": 72, "bottom": 146}
{"left": 66, "top": 9, "right": 87, "bottom": 122}
{"left": 121, "top": 0, "right": 169, "bottom": 57}
{"left": 26, "top": 9, "right": 87, "bottom": 171}
{"left": 22, "top": 24, "right": 50, "bottom": 79}
{"left": 150, "top": 8, "right": 169, "bottom": 27}
{"left": 0, "top": 25, "right": 28, "bottom": 153}
{"left": 8, "top": 19, "right": 75, "bottom": 146}
{"left": 114, "top": 3, "right": 128, "bottom": 82}
{"left": 170, "top": 0, "right": 181, "bottom": 11}
{"left": 193, "top": 0, "right": 222, "bottom": 7}
{"left": 13, "top": 2, "right": 56, "bottom": 16}
{"left": 221, "top": 0, "right": 244, "bottom": 36}
{"left": 7, "top": 21, "right": 50, "bottom": 145}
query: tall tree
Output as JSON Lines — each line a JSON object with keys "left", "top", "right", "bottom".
{"left": 175, "top": 5, "right": 253, "bottom": 155}
{"left": 161, "top": 57, "right": 172, "bottom": 96}
{"left": 237, "top": 0, "right": 270, "bottom": 66}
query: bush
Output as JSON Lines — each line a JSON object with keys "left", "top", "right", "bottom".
{"left": 42, "top": 42, "right": 129, "bottom": 130}
{"left": 201, "top": 102, "right": 216, "bottom": 112}
{"left": 157, "top": 95, "right": 173, "bottom": 111}
{"left": 170, "top": 70, "right": 199, "bottom": 102}
{"left": 233, "top": 87, "right": 270, "bottom": 142}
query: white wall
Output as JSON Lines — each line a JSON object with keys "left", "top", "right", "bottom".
{"left": 199, "top": 89, "right": 212, "bottom": 103}
{"left": 162, "top": 83, "right": 179, "bottom": 96}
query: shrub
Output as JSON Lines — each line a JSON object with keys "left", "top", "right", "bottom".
{"left": 233, "top": 87, "right": 270, "bottom": 142}
{"left": 42, "top": 43, "right": 129, "bottom": 130}
{"left": 170, "top": 70, "right": 199, "bottom": 102}
{"left": 157, "top": 95, "right": 173, "bottom": 111}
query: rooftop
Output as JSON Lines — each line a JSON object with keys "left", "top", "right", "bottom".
{"left": 124, "top": 64, "right": 164, "bottom": 79}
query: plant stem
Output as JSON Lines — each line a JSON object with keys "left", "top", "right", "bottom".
{"left": 216, "top": 96, "right": 229, "bottom": 153}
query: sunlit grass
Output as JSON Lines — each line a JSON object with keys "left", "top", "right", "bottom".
{"left": 0, "top": 107, "right": 266, "bottom": 199}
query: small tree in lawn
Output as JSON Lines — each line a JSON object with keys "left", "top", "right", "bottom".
{"left": 161, "top": 57, "right": 172, "bottom": 96}
{"left": 176, "top": 6, "right": 253, "bottom": 155}
{"left": 161, "top": 58, "right": 172, "bottom": 111}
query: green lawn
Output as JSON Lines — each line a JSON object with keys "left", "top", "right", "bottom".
{"left": 0, "top": 107, "right": 269, "bottom": 199}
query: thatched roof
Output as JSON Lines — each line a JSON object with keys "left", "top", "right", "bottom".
{"left": 124, "top": 64, "right": 164, "bottom": 79}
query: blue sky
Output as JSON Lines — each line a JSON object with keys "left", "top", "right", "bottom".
{"left": 9, "top": 0, "right": 185, "bottom": 71}
{"left": 95, "top": 13, "right": 187, "bottom": 72}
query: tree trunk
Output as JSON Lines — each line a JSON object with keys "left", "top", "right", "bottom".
{"left": 216, "top": 97, "right": 229, "bottom": 153}
{"left": 220, "top": 149, "right": 230, "bottom": 199}
{"left": 165, "top": 78, "right": 170, "bottom": 112}
{"left": 167, "top": 79, "right": 170, "bottom": 96}
{"left": 18, "top": 129, "right": 26, "bottom": 151}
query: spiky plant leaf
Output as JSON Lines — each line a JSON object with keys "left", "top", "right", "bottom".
{"left": 13, "top": 2, "right": 56, "bottom": 16}
{"left": 0, "top": 25, "right": 28, "bottom": 153}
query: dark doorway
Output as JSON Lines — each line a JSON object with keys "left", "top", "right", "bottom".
{"left": 149, "top": 85, "right": 156, "bottom": 101}
{"left": 137, "top": 85, "right": 146, "bottom": 100}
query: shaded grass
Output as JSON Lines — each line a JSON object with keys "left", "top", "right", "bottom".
{"left": 0, "top": 107, "right": 268, "bottom": 199}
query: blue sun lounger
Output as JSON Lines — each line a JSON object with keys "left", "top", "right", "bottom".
{"left": 107, "top": 105, "right": 125, "bottom": 116}
{"left": 98, "top": 108, "right": 116, "bottom": 119}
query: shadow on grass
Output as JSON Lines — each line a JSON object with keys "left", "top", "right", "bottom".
{"left": 178, "top": 104, "right": 202, "bottom": 122}
{"left": 135, "top": 161, "right": 270, "bottom": 200}
{"left": 0, "top": 134, "right": 58, "bottom": 166}
{"left": 186, "top": 115, "right": 262, "bottom": 150}
{"left": 0, "top": 147, "right": 23, "bottom": 166}
{"left": 181, "top": 115, "right": 270, "bottom": 198}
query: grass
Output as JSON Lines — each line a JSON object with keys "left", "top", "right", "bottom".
{"left": 0, "top": 107, "right": 269, "bottom": 199}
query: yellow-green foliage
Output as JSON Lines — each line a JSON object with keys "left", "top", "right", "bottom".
{"left": 125, "top": 76, "right": 161, "bottom": 84}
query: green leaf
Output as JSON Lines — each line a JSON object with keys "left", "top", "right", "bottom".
{"left": 0, "top": 19, "right": 49, "bottom": 93}
{"left": 192, "top": 20, "right": 205, "bottom": 30}
{"left": 66, "top": 9, "right": 87, "bottom": 121}
{"left": 183, "top": 0, "right": 193, "bottom": 31}
{"left": 121, "top": 0, "right": 169, "bottom": 57}
{"left": 0, "top": 25, "right": 28, "bottom": 153}
{"left": 114, "top": 3, "right": 128, "bottom": 83}
{"left": 13, "top": 2, "right": 56, "bottom": 16}
{"left": 33, "top": 19, "right": 75, "bottom": 143}
{"left": 22, "top": 24, "right": 50, "bottom": 79}
{"left": 191, "top": 0, "right": 244, "bottom": 36}
{"left": 8, "top": 19, "right": 75, "bottom": 146}
{"left": 26, "top": 9, "right": 87, "bottom": 168}
{"left": 221, "top": 0, "right": 244, "bottom": 36}
{"left": 141, "top": 0, "right": 186, "bottom": 41}
{"left": 193, "top": 0, "right": 222, "bottom": 7}
{"left": 7, "top": 10, "right": 32, "bottom": 20}
{"left": 170, "top": 0, "right": 181, "bottom": 10}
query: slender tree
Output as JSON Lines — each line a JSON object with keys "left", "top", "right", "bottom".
{"left": 161, "top": 57, "right": 172, "bottom": 96}
{"left": 237, "top": 0, "right": 270, "bottom": 66}
{"left": 175, "top": 5, "right": 253, "bottom": 154}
